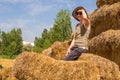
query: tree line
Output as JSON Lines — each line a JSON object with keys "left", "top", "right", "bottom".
{"left": 33, "top": 10, "right": 72, "bottom": 52}
{"left": 0, "top": 10, "right": 72, "bottom": 58}
{"left": 0, "top": 28, "right": 23, "bottom": 58}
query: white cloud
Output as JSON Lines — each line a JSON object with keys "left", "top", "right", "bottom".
{"left": 23, "top": 41, "right": 34, "bottom": 46}
{"left": 16, "top": 19, "right": 31, "bottom": 27}
{"left": 27, "top": 3, "right": 54, "bottom": 16}
{"left": 56, "top": 0, "right": 76, "bottom": 9}
{"left": 0, "top": 19, "right": 34, "bottom": 42}
{"left": 0, "top": 23, "right": 14, "bottom": 28}
{"left": 0, "top": 19, "right": 31, "bottom": 29}
{"left": 56, "top": 0, "right": 71, "bottom": 3}
{"left": 0, "top": 0, "right": 36, "bottom": 3}
{"left": 0, "top": 23, "right": 16, "bottom": 32}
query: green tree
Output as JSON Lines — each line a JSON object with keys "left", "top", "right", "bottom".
{"left": 0, "top": 30, "right": 2, "bottom": 54}
{"left": 1, "top": 28, "right": 23, "bottom": 58}
{"left": 42, "top": 29, "right": 48, "bottom": 40}
{"left": 0, "top": 30, "right": 1, "bottom": 41}
{"left": 34, "top": 37, "right": 43, "bottom": 48}
{"left": 42, "top": 28, "right": 52, "bottom": 48}
{"left": 8, "top": 42, "right": 17, "bottom": 58}
{"left": 33, "top": 9, "right": 72, "bottom": 53}
{"left": 14, "top": 28, "right": 23, "bottom": 54}
{"left": 33, "top": 37, "right": 44, "bottom": 52}
{"left": 33, "top": 28, "right": 52, "bottom": 53}
{"left": 51, "top": 9, "right": 72, "bottom": 42}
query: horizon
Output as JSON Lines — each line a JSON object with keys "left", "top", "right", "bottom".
{"left": 0, "top": 0, "right": 97, "bottom": 43}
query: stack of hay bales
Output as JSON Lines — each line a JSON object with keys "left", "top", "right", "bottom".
{"left": 89, "top": 30, "right": 120, "bottom": 66}
{"left": 13, "top": 52, "right": 120, "bottom": 80}
{"left": 96, "top": 0, "right": 120, "bottom": 8}
{"left": 79, "top": 53, "right": 120, "bottom": 79}
{"left": 89, "top": 2, "right": 120, "bottom": 38}
{"left": 88, "top": 0, "right": 120, "bottom": 66}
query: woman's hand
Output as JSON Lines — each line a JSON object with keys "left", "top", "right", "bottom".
{"left": 66, "top": 49, "right": 70, "bottom": 56}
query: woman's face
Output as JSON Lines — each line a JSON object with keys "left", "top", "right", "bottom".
{"left": 76, "top": 9, "right": 83, "bottom": 21}
{"left": 76, "top": 9, "right": 87, "bottom": 21}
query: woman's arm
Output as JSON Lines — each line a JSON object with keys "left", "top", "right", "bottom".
{"left": 66, "top": 34, "right": 75, "bottom": 56}
{"left": 82, "top": 18, "right": 90, "bottom": 29}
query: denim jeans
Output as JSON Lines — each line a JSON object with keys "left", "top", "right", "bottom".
{"left": 63, "top": 47, "right": 87, "bottom": 61}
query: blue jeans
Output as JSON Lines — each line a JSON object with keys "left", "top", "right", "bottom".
{"left": 63, "top": 47, "right": 87, "bottom": 61}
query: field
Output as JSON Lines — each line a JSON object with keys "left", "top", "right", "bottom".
{"left": 0, "top": 59, "right": 15, "bottom": 68}
{"left": 0, "top": 55, "right": 17, "bottom": 59}
{"left": 0, "top": 59, "right": 18, "bottom": 80}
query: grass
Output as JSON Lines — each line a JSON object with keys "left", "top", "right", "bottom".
{"left": 0, "top": 55, "right": 17, "bottom": 59}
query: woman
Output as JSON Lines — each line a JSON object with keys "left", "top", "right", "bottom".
{"left": 63, "top": 6, "right": 91, "bottom": 61}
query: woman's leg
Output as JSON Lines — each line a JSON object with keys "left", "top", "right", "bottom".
{"left": 63, "top": 47, "right": 86, "bottom": 61}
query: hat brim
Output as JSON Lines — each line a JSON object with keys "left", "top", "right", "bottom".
{"left": 72, "top": 8, "right": 79, "bottom": 21}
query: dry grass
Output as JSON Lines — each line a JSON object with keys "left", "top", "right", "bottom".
{"left": 0, "top": 52, "right": 120, "bottom": 80}
{"left": 96, "top": 0, "right": 120, "bottom": 8}
{"left": 13, "top": 52, "right": 99, "bottom": 80}
{"left": 13, "top": 52, "right": 120, "bottom": 80}
{"left": 89, "top": 30, "right": 120, "bottom": 66}
{"left": 0, "top": 59, "right": 15, "bottom": 68}
{"left": 79, "top": 53, "right": 120, "bottom": 79}
{"left": 89, "top": 2, "right": 120, "bottom": 38}
{"left": 0, "top": 67, "right": 18, "bottom": 80}
{"left": 42, "top": 40, "right": 70, "bottom": 60}
{"left": 0, "top": 59, "right": 18, "bottom": 80}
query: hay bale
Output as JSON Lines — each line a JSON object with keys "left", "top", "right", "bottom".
{"left": 89, "top": 30, "right": 120, "bottom": 66}
{"left": 79, "top": 53, "right": 120, "bottom": 80}
{"left": 13, "top": 52, "right": 120, "bottom": 80}
{"left": 96, "top": 0, "right": 120, "bottom": 8}
{"left": 0, "top": 59, "right": 17, "bottom": 80}
{"left": 13, "top": 52, "right": 99, "bottom": 80}
{"left": 42, "top": 40, "right": 70, "bottom": 60}
{"left": 0, "top": 67, "right": 18, "bottom": 80}
{"left": 42, "top": 47, "right": 52, "bottom": 56}
{"left": 0, "top": 59, "right": 15, "bottom": 68}
{"left": 0, "top": 65, "right": 3, "bottom": 70}
{"left": 89, "top": 2, "right": 120, "bottom": 38}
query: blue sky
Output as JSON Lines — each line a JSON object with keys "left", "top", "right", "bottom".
{"left": 0, "top": 0, "right": 97, "bottom": 43}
